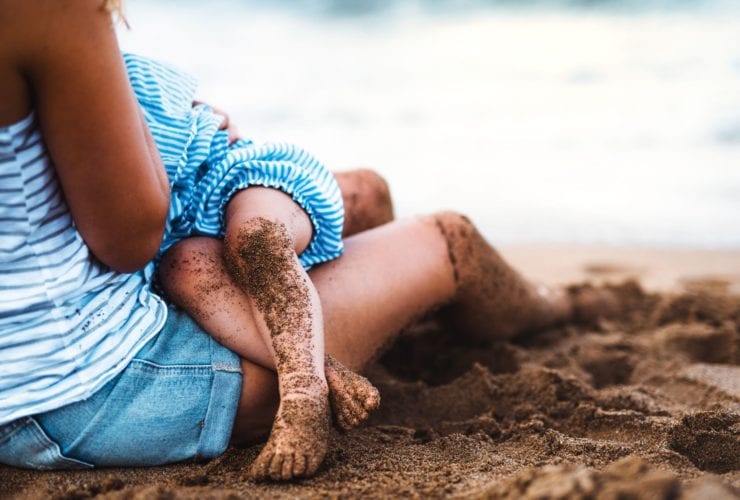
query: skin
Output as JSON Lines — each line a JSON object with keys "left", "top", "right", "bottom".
{"left": 225, "top": 209, "right": 611, "bottom": 458}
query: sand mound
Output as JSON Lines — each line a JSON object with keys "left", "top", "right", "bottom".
{"left": 2, "top": 281, "right": 739, "bottom": 499}
{"left": 484, "top": 455, "right": 737, "bottom": 500}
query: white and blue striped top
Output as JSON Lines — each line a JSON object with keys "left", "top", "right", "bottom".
{"left": 125, "top": 53, "right": 345, "bottom": 269}
{"left": 0, "top": 113, "right": 168, "bottom": 426}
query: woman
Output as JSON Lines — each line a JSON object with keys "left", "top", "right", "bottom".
{"left": 0, "top": 0, "right": 607, "bottom": 480}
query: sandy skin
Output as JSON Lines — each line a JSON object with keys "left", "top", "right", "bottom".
{"left": 159, "top": 233, "right": 381, "bottom": 478}
{"left": 222, "top": 216, "right": 332, "bottom": 481}
{"left": 158, "top": 225, "right": 382, "bottom": 480}
{"left": 157, "top": 175, "right": 392, "bottom": 481}
{"left": 325, "top": 355, "right": 381, "bottom": 431}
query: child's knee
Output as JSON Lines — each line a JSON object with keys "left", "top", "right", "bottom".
{"left": 224, "top": 217, "right": 313, "bottom": 328}
{"left": 224, "top": 217, "right": 300, "bottom": 294}
{"left": 357, "top": 169, "right": 392, "bottom": 208}
{"left": 341, "top": 169, "right": 394, "bottom": 234}
{"left": 362, "top": 169, "right": 393, "bottom": 222}
{"left": 226, "top": 189, "right": 313, "bottom": 252}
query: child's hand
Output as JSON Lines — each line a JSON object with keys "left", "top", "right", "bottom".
{"left": 193, "top": 100, "right": 241, "bottom": 145}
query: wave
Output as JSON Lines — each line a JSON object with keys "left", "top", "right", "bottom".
{"left": 173, "top": 0, "right": 740, "bottom": 17}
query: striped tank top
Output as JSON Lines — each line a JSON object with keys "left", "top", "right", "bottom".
{"left": 0, "top": 112, "right": 168, "bottom": 426}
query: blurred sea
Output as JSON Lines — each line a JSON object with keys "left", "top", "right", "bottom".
{"left": 119, "top": 0, "right": 740, "bottom": 248}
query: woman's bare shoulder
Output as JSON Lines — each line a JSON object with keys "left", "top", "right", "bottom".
{"left": 0, "top": 0, "right": 111, "bottom": 125}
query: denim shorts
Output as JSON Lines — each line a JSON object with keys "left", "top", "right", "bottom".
{"left": 0, "top": 307, "right": 242, "bottom": 469}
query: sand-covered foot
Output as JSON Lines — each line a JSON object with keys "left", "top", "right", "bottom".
{"left": 250, "top": 391, "right": 331, "bottom": 482}
{"left": 532, "top": 284, "right": 573, "bottom": 326}
{"left": 325, "top": 355, "right": 381, "bottom": 431}
{"left": 567, "top": 284, "right": 621, "bottom": 324}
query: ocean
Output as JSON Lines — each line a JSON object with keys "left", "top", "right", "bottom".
{"left": 118, "top": 0, "right": 740, "bottom": 248}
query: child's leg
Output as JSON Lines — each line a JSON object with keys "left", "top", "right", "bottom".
{"left": 221, "top": 187, "right": 332, "bottom": 480}
{"left": 158, "top": 237, "right": 380, "bottom": 435}
{"left": 159, "top": 187, "right": 376, "bottom": 480}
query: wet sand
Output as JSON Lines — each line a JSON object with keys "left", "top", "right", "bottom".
{"left": 2, "top": 246, "right": 739, "bottom": 499}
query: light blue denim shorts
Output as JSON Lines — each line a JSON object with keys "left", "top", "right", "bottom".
{"left": 0, "top": 307, "right": 242, "bottom": 469}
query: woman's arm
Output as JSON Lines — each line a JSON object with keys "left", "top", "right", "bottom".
{"left": 17, "top": 0, "right": 169, "bottom": 272}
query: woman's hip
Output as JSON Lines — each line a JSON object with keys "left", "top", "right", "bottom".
{"left": 0, "top": 307, "right": 242, "bottom": 469}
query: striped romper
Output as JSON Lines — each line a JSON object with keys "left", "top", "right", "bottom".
{"left": 124, "top": 53, "right": 345, "bottom": 270}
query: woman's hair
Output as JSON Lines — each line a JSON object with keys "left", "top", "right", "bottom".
{"left": 103, "top": 0, "right": 128, "bottom": 26}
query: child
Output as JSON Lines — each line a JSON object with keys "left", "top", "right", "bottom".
{"left": 124, "top": 53, "right": 379, "bottom": 480}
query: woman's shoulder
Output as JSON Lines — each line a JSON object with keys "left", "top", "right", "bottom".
{"left": 0, "top": 1, "right": 34, "bottom": 125}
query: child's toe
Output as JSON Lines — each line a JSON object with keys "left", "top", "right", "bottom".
{"left": 337, "top": 414, "right": 353, "bottom": 431}
{"left": 269, "top": 453, "right": 285, "bottom": 481}
{"left": 280, "top": 454, "right": 295, "bottom": 481}
{"left": 356, "top": 407, "right": 369, "bottom": 423}
{"left": 250, "top": 454, "right": 271, "bottom": 481}
{"left": 306, "top": 454, "right": 322, "bottom": 476}
{"left": 363, "top": 389, "right": 381, "bottom": 411}
{"left": 293, "top": 454, "right": 308, "bottom": 477}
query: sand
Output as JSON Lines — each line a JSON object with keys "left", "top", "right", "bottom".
{"left": 2, "top": 246, "right": 739, "bottom": 499}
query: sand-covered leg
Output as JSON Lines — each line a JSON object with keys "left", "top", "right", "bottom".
{"left": 223, "top": 197, "right": 331, "bottom": 481}
{"left": 325, "top": 355, "right": 380, "bottom": 431}
{"left": 433, "top": 212, "right": 617, "bottom": 340}
{"left": 158, "top": 236, "right": 381, "bottom": 437}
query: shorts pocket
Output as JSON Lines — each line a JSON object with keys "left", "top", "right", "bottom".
{"left": 0, "top": 417, "right": 93, "bottom": 470}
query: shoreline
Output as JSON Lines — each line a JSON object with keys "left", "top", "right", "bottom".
{"left": 501, "top": 244, "right": 740, "bottom": 294}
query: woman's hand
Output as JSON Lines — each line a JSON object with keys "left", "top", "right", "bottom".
{"left": 193, "top": 100, "right": 241, "bottom": 145}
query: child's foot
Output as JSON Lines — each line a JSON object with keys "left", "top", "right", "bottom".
{"left": 325, "top": 355, "right": 381, "bottom": 431}
{"left": 250, "top": 380, "right": 331, "bottom": 481}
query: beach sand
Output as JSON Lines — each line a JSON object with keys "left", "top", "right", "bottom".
{"left": 3, "top": 246, "right": 739, "bottom": 499}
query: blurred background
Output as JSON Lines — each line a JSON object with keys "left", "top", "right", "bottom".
{"left": 118, "top": 0, "right": 740, "bottom": 249}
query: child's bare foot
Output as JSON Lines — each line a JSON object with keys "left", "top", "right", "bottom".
{"left": 249, "top": 360, "right": 378, "bottom": 481}
{"left": 325, "top": 355, "right": 380, "bottom": 431}
{"left": 250, "top": 381, "right": 331, "bottom": 481}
